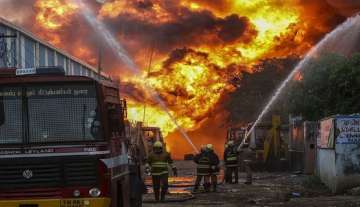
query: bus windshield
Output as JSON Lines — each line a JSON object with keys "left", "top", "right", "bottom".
{"left": 0, "top": 83, "right": 103, "bottom": 144}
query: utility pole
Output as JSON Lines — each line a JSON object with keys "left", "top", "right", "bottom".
{"left": 97, "top": 47, "right": 102, "bottom": 75}
{"left": 143, "top": 43, "right": 155, "bottom": 123}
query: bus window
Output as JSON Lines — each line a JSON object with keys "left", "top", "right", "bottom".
{"left": 0, "top": 86, "right": 23, "bottom": 144}
{"left": 27, "top": 84, "right": 103, "bottom": 143}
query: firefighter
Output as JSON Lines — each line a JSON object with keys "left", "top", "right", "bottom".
{"left": 238, "top": 143, "right": 255, "bottom": 185}
{"left": 207, "top": 144, "right": 220, "bottom": 192}
{"left": 224, "top": 140, "right": 239, "bottom": 184}
{"left": 146, "top": 141, "right": 177, "bottom": 202}
{"left": 193, "top": 145, "right": 211, "bottom": 192}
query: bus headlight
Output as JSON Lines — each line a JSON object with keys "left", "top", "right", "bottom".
{"left": 89, "top": 188, "right": 101, "bottom": 197}
{"left": 73, "top": 190, "right": 81, "bottom": 197}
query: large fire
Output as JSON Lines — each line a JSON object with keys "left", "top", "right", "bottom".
{"left": 4, "top": 0, "right": 352, "bottom": 157}
{"left": 35, "top": 0, "right": 78, "bottom": 30}
{"left": 97, "top": 0, "right": 307, "bottom": 144}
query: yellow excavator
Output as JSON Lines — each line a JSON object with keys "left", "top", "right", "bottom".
{"left": 142, "top": 126, "right": 166, "bottom": 156}
{"left": 245, "top": 115, "right": 287, "bottom": 168}
{"left": 226, "top": 127, "right": 247, "bottom": 147}
{"left": 258, "top": 115, "right": 288, "bottom": 170}
{"left": 263, "top": 115, "right": 281, "bottom": 162}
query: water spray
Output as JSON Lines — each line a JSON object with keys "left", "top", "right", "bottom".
{"left": 240, "top": 14, "right": 360, "bottom": 148}
{"left": 72, "top": 0, "right": 199, "bottom": 153}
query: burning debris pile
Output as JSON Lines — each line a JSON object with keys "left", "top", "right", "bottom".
{"left": 1, "top": 0, "right": 358, "bottom": 156}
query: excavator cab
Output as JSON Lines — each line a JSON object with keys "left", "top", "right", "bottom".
{"left": 142, "top": 126, "right": 166, "bottom": 156}
{"left": 226, "top": 127, "right": 247, "bottom": 147}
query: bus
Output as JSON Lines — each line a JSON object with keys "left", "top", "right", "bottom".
{"left": 0, "top": 67, "right": 142, "bottom": 207}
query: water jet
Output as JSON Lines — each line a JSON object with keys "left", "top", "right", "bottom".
{"left": 241, "top": 14, "right": 360, "bottom": 147}
{"left": 72, "top": 0, "right": 199, "bottom": 153}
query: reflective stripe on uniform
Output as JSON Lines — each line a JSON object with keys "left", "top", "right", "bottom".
{"left": 226, "top": 157, "right": 237, "bottom": 161}
{"left": 152, "top": 162, "right": 168, "bottom": 166}
{"left": 151, "top": 161, "right": 169, "bottom": 175}
{"left": 151, "top": 164, "right": 167, "bottom": 168}
{"left": 197, "top": 164, "right": 210, "bottom": 169}
{"left": 197, "top": 173, "right": 210, "bottom": 176}
{"left": 152, "top": 171, "right": 169, "bottom": 176}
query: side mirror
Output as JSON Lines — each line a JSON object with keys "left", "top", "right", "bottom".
{"left": 0, "top": 98, "right": 4, "bottom": 126}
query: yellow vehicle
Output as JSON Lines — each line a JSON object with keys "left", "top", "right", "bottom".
{"left": 142, "top": 126, "right": 166, "bottom": 157}
{"left": 226, "top": 127, "right": 247, "bottom": 147}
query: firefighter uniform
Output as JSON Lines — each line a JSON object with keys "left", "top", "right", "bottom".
{"left": 207, "top": 144, "right": 220, "bottom": 192}
{"left": 224, "top": 141, "right": 239, "bottom": 184}
{"left": 238, "top": 144, "right": 255, "bottom": 184}
{"left": 193, "top": 145, "right": 211, "bottom": 192}
{"left": 146, "top": 141, "right": 177, "bottom": 202}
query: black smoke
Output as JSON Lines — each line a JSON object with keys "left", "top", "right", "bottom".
{"left": 103, "top": 8, "right": 257, "bottom": 53}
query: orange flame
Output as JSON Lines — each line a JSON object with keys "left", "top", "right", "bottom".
{"left": 31, "top": 0, "right": 341, "bottom": 156}
{"left": 35, "top": 0, "right": 78, "bottom": 30}
{"left": 121, "top": 0, "right": 301, "bottom": 139}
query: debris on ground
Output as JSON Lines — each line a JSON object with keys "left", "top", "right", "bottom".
{"left": 143, "top": 161, "right": 360, "bottom": 207}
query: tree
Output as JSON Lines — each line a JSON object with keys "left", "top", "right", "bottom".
{"left": 225, "top": 57, "right": 299, "bottom": 125}
{"left": 287, "top": 53, "right": 360, "bottom": 121}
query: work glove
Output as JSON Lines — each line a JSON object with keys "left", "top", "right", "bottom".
{"left": 172, "top": 167, "right": 178, "bottom": 177}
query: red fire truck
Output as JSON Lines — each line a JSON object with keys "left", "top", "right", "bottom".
{"left": 0, "top": 67, "right": 142, "bottom": 207}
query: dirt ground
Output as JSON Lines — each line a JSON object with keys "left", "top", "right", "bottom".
{"left": 142, "top": 161, "right": 360, "bottom": 207}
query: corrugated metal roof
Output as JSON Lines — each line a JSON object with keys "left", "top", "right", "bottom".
{"left": 0, "top": 17, "right": 109, "bottom": 78}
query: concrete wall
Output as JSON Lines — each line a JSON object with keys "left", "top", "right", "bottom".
{"left": 317, "top": 149, "right": 337, "bottom": 191}
{"left": 319, "top": 144, "right": 360, "bottom": 193}
{"left": 334, "top": 143, "right": 360, "bottom": 192}
{"left": 318, "top": 116, "right": 360, "bottom": 193}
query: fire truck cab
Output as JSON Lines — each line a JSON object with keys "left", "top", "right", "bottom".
{"left": 0, "top": 67, "right": 141, "bottom": 207}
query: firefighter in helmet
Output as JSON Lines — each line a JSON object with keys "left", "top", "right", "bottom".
{"left": 146, "top": 141, "right": 177, "bottom": 202}
{"left": 224, "top": 140, "right": 239, "bottom": 184}
{"left": 237, "top": 143, "right": 255, "bottom": 185}
{"left": 207, "top": 144, "right": 220, "bottom": 192}
{"left": 193, "top": 145, "right": 211, "bottom": 192}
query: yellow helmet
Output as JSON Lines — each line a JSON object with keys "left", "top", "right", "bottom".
{"left": 207, "top": 144, "right": 213, "bottom": 150}
{"left": 153, "top": 141, "right": 163, "bottom": 148}
{"left": 228, "top": 140, "right": 234, "bottom": 146}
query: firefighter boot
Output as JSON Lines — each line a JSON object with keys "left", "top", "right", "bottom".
{"left": 154, "top": 189, "right": 160, "bottom": 202}
{"left": 212, "top": 182, "right": 217, "bottom": 192}
{"left": 193, "top": 175, "right": 201, "bottom": 192}
{"left": 204, "top": 182, "right": 211, "bottom": 192}
{"left": 160, "top": 189, "right": 167, "bottom": 202}
{"left": 234, "top": 167, "right": 239, "bottom": 184}
{"left": 244, "top": 162, "right": 252, "bottom": 185}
